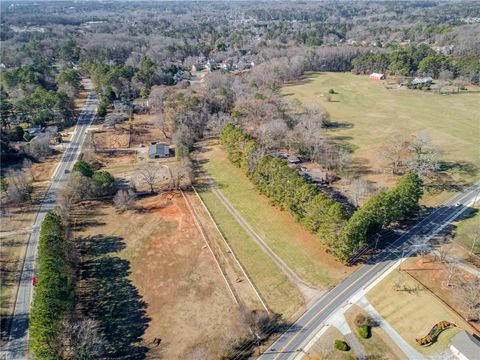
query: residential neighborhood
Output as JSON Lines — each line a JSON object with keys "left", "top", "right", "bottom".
{"left": 1, "top": 1, "right": 479, "bottom": 360}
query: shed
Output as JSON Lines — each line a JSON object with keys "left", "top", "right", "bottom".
{"left": 287, "top": 155, "right": 301, "bottom": 164}
{"left": 412, "top": 77, "right": 433, "bottom": 85}
{"left": 148, "top": 142, "right": 170, "bottom": 159}
{"left": 369, "top": 73, "right": 386, "bottom": 80}
{"left": 449, "top": 331, "right": 480, "bottom": 360}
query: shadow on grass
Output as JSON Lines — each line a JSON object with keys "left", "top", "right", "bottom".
{"left": 78, "top": 234, "right": 150, "bottom": 359}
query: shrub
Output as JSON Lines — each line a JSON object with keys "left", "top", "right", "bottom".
{"left": 334, "top": 339, "right": 350, "bottom": 351}
{"left": 354, "top": 313, "right": 375, "bottom": 327}
{"left": 358, "top": 324, "right": 370, "bottom": 339}
{"left": 328, "top": 88, "right": 335, "bottom": 94}
{"left": 72, "top": 160, "right": 93, "bottom": 177}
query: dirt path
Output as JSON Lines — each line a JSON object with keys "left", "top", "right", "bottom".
{"left": 196, "top": 162, "right": 324, "bottom": 306}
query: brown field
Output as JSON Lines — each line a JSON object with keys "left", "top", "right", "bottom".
{"left": 367, "top": 263, "right": 473, "bottom": 356}
{"left": 73, "top": 193, "right": 245, "bottom": 359}
{"left": 402, "top": 255, "right": 480, "bottom": 333}
{"left": 344, "top": 305, "right": 407, "bottom": 360}
{"left": 305, "top": 326, "right": 355, "bottom": 360}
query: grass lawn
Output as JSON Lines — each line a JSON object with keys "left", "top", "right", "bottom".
{"left": 344, "top": 305, "right": 407, "bottom": 360}
{"left": 198, "top": 143, "right": 354, "bottom": 289}
{"left": 197, "top": 188, "right": 305, "bottom": 317}
{"left": 282, "top": 72, "right": 480, "bottom": 204}
{"left": 366, "top": 269, "right": 471, "bottom": 356}
{"left": 454, "top": 208, "right": 480, "bottom": 254}
{"left": 306, "top": 326, "right": 355, "bottom": 360}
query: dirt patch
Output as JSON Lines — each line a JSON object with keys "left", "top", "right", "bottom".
{"left": 129, "top": 113, "right": 166, "bottom": 146}
{"left": 74, "top": 193, "right": 244, "bottom": 359}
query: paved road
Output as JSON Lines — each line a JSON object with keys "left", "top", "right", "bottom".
{"left": 259, "top": 182, "right": 480, "bottom": 360}
{"left": 2, "top": 81, "right": 97, "bottom": 360}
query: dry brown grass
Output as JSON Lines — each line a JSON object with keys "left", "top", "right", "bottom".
{"left": 73, "top": 194, "right": 244, "bottom": 358}
{"left": 306, "top": 326, "right": 355, "bottom": 360}
{"left": 344, "top": 305, "right": 407, "bottom": 360}
{"left": 366, "top": 266, "right": 470, "bottom": 355}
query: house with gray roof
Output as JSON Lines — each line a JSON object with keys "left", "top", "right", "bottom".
{"left": 148, "top": 142, "right": 170, "bottom": 159}
{"left": 449, "top": 330, "right": 480, "bottom": 360}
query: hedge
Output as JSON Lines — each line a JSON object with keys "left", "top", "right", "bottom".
{"left": 358, "top": 324, "right": 370, "bottom": 339}
{"left": 29, "top": 211, "right": 74, "bottom": 359}
{"left": 334, "top": 339, "right": 350, "bottom": 351}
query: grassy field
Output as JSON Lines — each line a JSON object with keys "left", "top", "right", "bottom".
{"left": 197, "top": 188, "right": 305, "bottom": 317}
{"left": 366, "top": 269, "right": 471, "bottom": 356}
{"left": 454, "top": 208, "right": 480, "bottom": 254}
{"left": 197, "top": 143, "right": 354, "bottom": 289}
{"left": 282, "top": 72, "right": 480, "bottom": 203}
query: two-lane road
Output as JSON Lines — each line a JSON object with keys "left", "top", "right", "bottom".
{"left": 3, "top": 81, "right": 98, "bottom": 360}
{"left": 260, "top": 183, "right": 480, "bottom": 360}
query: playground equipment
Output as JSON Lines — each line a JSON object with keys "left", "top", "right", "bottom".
{"left": 416, "top": 321, "right": 457, "bottom": 346}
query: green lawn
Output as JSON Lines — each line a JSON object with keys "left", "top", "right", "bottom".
{"left": 197, "top": 188, "right": 304, "bottom": 317}
{"left": 198, "top": 144, "right": 352, "bottom": 289}
{"left": 455, "top": 208, "right": 480, "bottom": 254}
{"left": 282, "top": 72, "right": 480, "bottom": 189}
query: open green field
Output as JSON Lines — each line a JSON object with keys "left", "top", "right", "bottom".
{"left": 197, "top": 188, "right": 304, "bottom": 317}
{"left": 282, "top": 72, "right": 480, "bottom": 192}
{"left": 198, "top": 143, "right": 354, "bottom": 289}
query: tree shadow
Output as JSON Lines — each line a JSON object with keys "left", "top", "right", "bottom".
{"left": 77, "top": 234, "right": 150, "bottom": 359}
{"left": 438, "top": 161, "right": 478, "bottom": 177}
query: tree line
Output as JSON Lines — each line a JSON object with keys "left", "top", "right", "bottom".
{"left": 220, "top": 124, "right": 423, "bottom": 261}
{"left": 30, "top": 211, "right": 74, "bottom": 359}
{"left": 352, "top": 44, "right": 480, "bottom": 84}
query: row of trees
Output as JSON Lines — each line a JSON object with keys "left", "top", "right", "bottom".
{"left": 30, "top": 211, "right": 74, "bottom": 359}
{"left": 352, "top": 45, "right": 480, "bottom": 83}
{"left": 220, "top": 124, "right": 424, "bottom": 261}
{"left": 220, "top": 124, "right": 347, "bottom": 255}
{"left": 338, "top": 172, "right": 424, "bottom": 260}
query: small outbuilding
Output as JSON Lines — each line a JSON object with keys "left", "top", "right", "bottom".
{"left": 449, "top": 331, "right": 480, "bottom": 360}
{"left": 411, "top": 76, "right": 433, "bottom": 85}
{"left": 148, "top": 142, "right": 170, "bottom": 159}
{"left": 369, "top": 73, "right": 386, "bottom": 80}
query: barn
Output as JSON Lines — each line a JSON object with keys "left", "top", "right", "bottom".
{"left": 369, "top": 73, "right": 386, "bottom": 80}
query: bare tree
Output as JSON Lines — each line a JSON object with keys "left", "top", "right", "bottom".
{"left": 455, "top": 281, "right": 480, "bottom": 321}
{"left": 380, "top": 136, "right": 409, "bottom": 175}
{"left": 436, "top": 244, "right": 452, "bottom": 263}
{"left": 444, "top": 261, "right": 458, "bottom": 287}
{"left": 138, "top": 166, "right": 163, "bottom": 193}
{"left": 113, "top": 189, "right": 136, "bottom": 212}
{"left": 463, "top": 220, "right": 480, "bottom": 255}
{"left": 5, "top": 169, "right": 33, "bottom": 206}
{"left": 351, "top": 178, "right": 369, "bottom": 207}
{"left": 27, "top": 133, "right": 52, "bottom": 159}
{"left": 61, "top": 172, "right": 94, "bottom": 203}
{"left": 59, "top": 318, "right": 106, "bottom": 360}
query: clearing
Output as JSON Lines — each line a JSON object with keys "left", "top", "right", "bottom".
{"left": 73, "top": 193, "right": 244, "bottom": 359}
{"left": 282, "top": 72, "right": 480, "bottom": 205}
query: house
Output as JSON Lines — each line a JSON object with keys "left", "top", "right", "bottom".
{"left": 369, "top": 73, "right": 386, "bottom": 80}
{"left": 287, "top": 155, "right": 301, "bottom": 164}
{"left": 411, "top": 76, "right": 433, "bottom": 85}
{"left": 27, "top": 126, "right": 43, "bottom": 136}
{"left": 148, "top": 142, "right": 170, "bottom": 159}
{"left": 206, "top": 59, "right": 217, "bottom": 71}
{"left": 191, "top": 63, "right": 204, "bottom": 72}
{"left": 449, "top": 331, "right": 480, "bottom": 360}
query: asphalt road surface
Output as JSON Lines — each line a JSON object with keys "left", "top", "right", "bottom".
{"left": 2, "top": 82, "right": 97, "bottom": 360}
{"left": 260, "top": 182, "right": 480, "bottom": 360}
